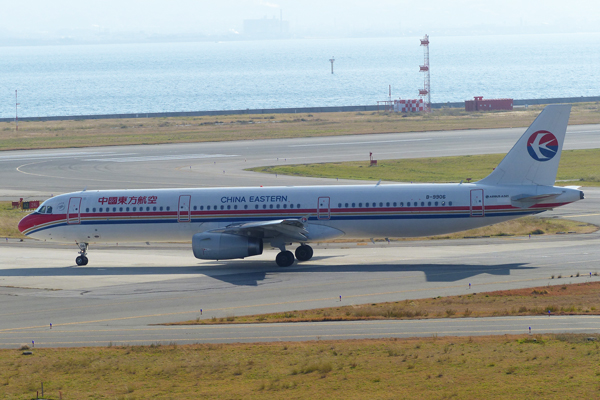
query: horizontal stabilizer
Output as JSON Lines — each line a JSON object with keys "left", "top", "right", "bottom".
{"left": 511, "top": 193, "right": 560, "bottom": 208}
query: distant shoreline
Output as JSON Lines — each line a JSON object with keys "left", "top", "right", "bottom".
{"left": 2, "top": 95, "right": 599, "bottom": 123}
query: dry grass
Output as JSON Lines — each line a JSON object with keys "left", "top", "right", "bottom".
{"left": 2, "top": 334, "right": 600, "bottom": 399}
{"left": 0, "top": 202, "right": 30, "bottom": 238}
{"left": 428, "top": 216, "right": 597, "bottom": 240}
{"left": 0, "top": 102, "right": 598, "bottom": 151}
{"left": 170, "top": 281, "right": 600, "bottom": 325}
{"left": 339, "top": 216, "right": 596, "bottom": 243}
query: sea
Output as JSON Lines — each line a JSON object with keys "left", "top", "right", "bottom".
{"left": 1, "top": 33, "right": 599, "bottom": 118}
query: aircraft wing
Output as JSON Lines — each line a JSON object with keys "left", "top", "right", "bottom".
{"left": 211, "top": 219, "right": 309, "bottom": 241}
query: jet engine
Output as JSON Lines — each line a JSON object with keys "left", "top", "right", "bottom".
{"left": 192, "top": 232, "right": 263, "bottom": 260}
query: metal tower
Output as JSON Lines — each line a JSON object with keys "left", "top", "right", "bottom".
{"left": 419, "top": 34, "right": 431, "bottom": 112}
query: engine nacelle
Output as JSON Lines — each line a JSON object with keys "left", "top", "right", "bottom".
{"left": 192, "top": 232, "right": 263, "bottom": 260}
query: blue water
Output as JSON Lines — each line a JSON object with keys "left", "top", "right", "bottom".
{"left": 1, "top": 34, "right": 599, "bottom": 118}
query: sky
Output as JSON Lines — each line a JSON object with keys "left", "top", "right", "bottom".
{"left": 1, "top": 0, "right": 599, "bottom": 44}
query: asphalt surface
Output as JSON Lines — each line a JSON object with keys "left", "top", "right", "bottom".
{"left": 1, "top": 123, "right": 599, "bottom": 347}
{"left": 1, "top": 123, "right": 599, "bottom": 198}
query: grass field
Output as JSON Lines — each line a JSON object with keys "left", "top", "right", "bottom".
{"left": 0, "top": 202, "right": 29, "bottom": 238}
{"left": 170, "top": 281, "right": 600, "bottom": 326}
{"left": 0, "top": 102, "right": 598, "bottom": 151}
{"left": 249, "top": 148, "right": 600, "bottom": 187}
{"left": 3, "top": 334, "right": 600, "bottom": 399}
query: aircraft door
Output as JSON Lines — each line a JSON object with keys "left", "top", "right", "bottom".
{"left": 317, "top": 197, "right": 331, "bottom": 220}
{"left": 178, "top": 195, "right": 191, "bottom": 222}
{"left": 470, "top": 189, "right": 484, "bottom": 217}
{"left": 67, "top": 197, "right": 82, "bottom": 225}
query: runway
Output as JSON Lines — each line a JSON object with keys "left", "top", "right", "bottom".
{"left": 2, "top": 317, "right": 599, "bottom": 348}
{"left": 1, "top": 123, "right": 599, "bottom": 198}
{"left": 1, "top": 229, "right": 600, "bottom": 348}
{"left": 1, "top": 123, "right": 599, "bottom": 347}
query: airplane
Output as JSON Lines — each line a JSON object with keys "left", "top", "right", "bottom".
{"left": 18, "top": 104, "right": 583, "bottom": 267}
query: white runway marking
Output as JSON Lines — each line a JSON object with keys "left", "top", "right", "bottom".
{"left": 85, "top": 154, "right": 237, "bottom": 163}
{"left": 0, "top": 151, "right": 132, "bottom": 162}
{"left": 288, "top": 138, "right": 432, "bottom": 147}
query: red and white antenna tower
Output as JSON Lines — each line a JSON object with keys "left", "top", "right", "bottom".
{"left": 419, "top": 34, "right": 431, "bottom": 112}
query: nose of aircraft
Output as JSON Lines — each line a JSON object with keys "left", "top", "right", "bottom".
{"left": 18, "top": 214, "right": 33, "bottom": 235}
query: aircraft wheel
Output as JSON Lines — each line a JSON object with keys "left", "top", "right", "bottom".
{"left": 82, "top": 256, "right": 89, "bottom": 266}
{"left": 295, "top": 245, "right": 313, "bottom": 262}
{"left": 276, "top": 251, "right": 295, "bottom": 267}
{"left": 76, "top": 256, "right": 85, "bottom": 266}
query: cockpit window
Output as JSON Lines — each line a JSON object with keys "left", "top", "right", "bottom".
{"left": 46, "top": 206, "right": 53, "bottom": 214}
{"left": 38, "top": 206, "right": 46, "bottom": 214}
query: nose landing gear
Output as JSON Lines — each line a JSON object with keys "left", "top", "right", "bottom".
{"left": 76, "top": 242, "right": 89, "bottom": 266}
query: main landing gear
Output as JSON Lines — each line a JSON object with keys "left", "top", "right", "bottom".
{"left": 275, "top": 244, "right": 314, "bottom": 267}
{"left": 295, "top": 244, "right": 314, "bottom": 262}
{"left": 76, "top": 242, "right": 89, "bottom": 266}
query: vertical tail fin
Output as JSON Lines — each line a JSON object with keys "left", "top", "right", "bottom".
{"left": 478, "top": 104, "right": 571, "bottom": 186}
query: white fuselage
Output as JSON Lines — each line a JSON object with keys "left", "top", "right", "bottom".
{"left": 21, "top": 182, "right": 580, "bottom": 244}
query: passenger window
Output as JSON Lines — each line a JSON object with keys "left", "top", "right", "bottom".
{"left": 113, "top": 207, "right": 117, "bottom": 212}
{"left": 290, "top": 204, "right": 294, "bottom": 209}
{"left": 365, "top": 203, "right": 369, "bottom": 207}
{"left": 297, "top": 204, "right": 300, "bottom": 208}
{"left": 345, "top": 203, "right": 348, "bottom": 208}
{"left": 263, "top": 204, "right": 267, "bottom": 209}
{"left": 86, "top": 208, "right": 89, "bottom": 213}
{"left": 244, "top": 205, "right": 248, "bottom": 209}
{"left": 421, "top": 202, "right": 424, "bottom": 207}
{"left": 255, "top": 205, "right": 259, "bottom": 209}
{"left": 441, "top": 201, "right": 445, "bottom": 206}
{"left": 269, "top": 204, "right": 273, "bottom": 209}
{"left": 166, "top": 206, "right": 170, "bottom": 211}
{"left": 93, "top": 208, "right": 96, "bottom": 212}
{"left": 120, "top": 207, "right": 123, "bottom": 212}
{"left": 428, "top": 202, "right": 431, "bottom": 206}
{"left": 126, "top": 207, "right": 129, "bottom": 212}
{"left": 352, "top": 203, "right": 355, "bottom": 207}
{"left": 338, "top": 203, "right": 341, "bottom": 208}
{"left": 227, "top": 205, "right": 231, "bottom": 210}
{"left": 153, "top": 206, "right": 156, "bottom": 211}
{"left": 283, "top": 204, "right": 287, "bottom": 209}
{"left": 234, "top": 205, "right": 238, "bottom": 209}
{"left": 435, "top": 202, "right": 438, "bottom": 206}
{"left": 449, "top": 201, "right": 453, "bottom": 206}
